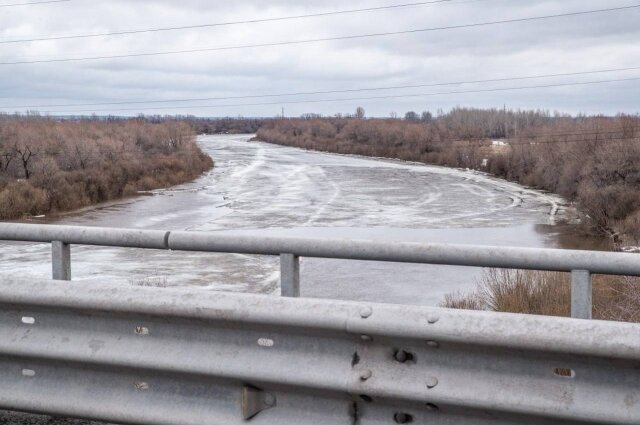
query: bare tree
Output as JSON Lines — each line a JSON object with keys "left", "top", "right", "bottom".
{"left": 404, "top": 111, "right": 420, "bottom": 122}
{"left": 0, "top": 145, "right": 13, "bottom": 172}
{"left": 14, "top": 143, "right": 36, "bottom": 179}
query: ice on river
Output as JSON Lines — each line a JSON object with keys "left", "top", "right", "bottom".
{"left": 0, "top": 135, "right": 570, "bottom": 306}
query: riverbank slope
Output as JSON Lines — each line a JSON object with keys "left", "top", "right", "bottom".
{"left": 0, "top": 117, "right": 213, "bottom": 220}
{"left": 255, "top": 109, "right": 640, "bottom": 246}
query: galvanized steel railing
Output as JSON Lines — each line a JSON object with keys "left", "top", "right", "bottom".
{"left": 1, "top": 223, "right": 640, "bottom": 424}
{"left": 1, "top": 276, "right": 639, "bottom": 425}
{"left": 2, "top": 223, "right": 640, "bottom": 319}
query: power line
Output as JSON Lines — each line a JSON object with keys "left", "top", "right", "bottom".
{"left": 0, "top": 113, "right": 632, "bottom": 150}
{"left": 5, "top": 65, "right": 640, "bottom": 110}
{"left": 17, "top": 76, "right": 639, "bottom": 114}
{"left": 2, "top": 4, "right": 638, "bottom": 66}
{"left": 0, "top": 0, "right": 460, "bottom": 44}
{"left": 0, "top": 0, "right": 68, "bottom": 7}
{"left": 1, "top": 111, "right": 636, "bottom": 147}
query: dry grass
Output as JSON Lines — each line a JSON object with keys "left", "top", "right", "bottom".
{"left": 442, "top": 269, "right": 640, "bottom": 323}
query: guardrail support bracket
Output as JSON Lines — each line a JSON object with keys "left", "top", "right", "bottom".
{"left": 52, "top": 241, "right": 71, "bottom": 281}
{"left": 241, "top": 386, "right": 276, "bottom": 420}
{"left": 280, "top": 253, "right": 300, "bottom": 297}
{"left": 571, "top": 269, "right": 592, "bottom": 319}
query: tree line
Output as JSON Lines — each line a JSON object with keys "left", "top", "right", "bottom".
{"left": 0, "top": 115, "right": 213, "bottom": 220}
{"left": 256, "top": 107, "right": 640, "bottom": 241}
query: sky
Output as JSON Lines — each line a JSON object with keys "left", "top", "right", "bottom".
{"left": 0, "top": 0, "right": 638, "bottom": 118}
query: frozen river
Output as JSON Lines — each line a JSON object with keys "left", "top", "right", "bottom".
{"left": 0, "top": 134, "right": 591, "bottom": 306}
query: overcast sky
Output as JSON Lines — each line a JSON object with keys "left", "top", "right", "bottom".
{"left": 0, "top": 0, "right": 638, "bottom": 117}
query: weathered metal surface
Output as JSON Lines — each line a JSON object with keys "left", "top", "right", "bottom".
{"left": 571, "top": 269, "right": 592, "bottom": 319}
{"left": 280, "top": 253, "right": 300, "bottom": 297}
{"left": 0, "top": 277, "right": 638, "bottom": 425}
{"left": 168, "top": 231, "right": 640, "bottom": 276}
{"left": 241, "top": 386, "right": 277, "bottom": 419}
{"left": 51, "top": 241, "right": 71, "bottom": 281}
{"left": 1, "top": 223, "right": 640, "bottom": 276}
{"left": 0, "top": 223, "right": 168, "bottom": 249}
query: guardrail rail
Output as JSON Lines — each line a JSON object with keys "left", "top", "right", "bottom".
{"left": 3, "top": 223, "right": 640, "bottom": 318}
{"left": 0, "top": 223, "right": 639, "bottom": 424}
{"left": 0, "top": 276, "right": 638, "bottom": 424}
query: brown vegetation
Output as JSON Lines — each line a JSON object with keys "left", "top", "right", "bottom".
{"left": 256, "top": 108, "right": 640, "bottom": 239}
{"left": 0, "top": 115, "right": 213, "bottom": 220}
{"left": 185, "top": 116, "right": 269, "bottom": 134}
{"left": 442, "top": 269, "right": 640, "bottom": 323}
{"left": 136, "top": 115, "right": 268, "bottom": 134}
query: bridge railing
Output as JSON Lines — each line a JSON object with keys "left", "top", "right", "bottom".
{"left": 1, "top": 276, "right": 639, "bottom": 425}
{"left": 2, "top": 223, "right": 640, "bottom": 319}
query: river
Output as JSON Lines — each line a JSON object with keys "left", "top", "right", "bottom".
{"left": 0, "top": 134, "right": 604, "bottom": 306}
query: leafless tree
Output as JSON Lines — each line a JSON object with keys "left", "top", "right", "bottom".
{"left": 0, "top": 145, "right": 13, "bottom": 172}
{"left": 14, "top": 143, "right": 36, "bottom": 179}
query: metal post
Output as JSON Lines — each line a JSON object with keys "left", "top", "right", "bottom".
{"left": 52, "top": 241, "right": 71, "bottom": 281}
{"left": 280, "top": 253, "right": 300, "bottom": 297}
{"left": 571, "top": 269, "right": 592, "bottom": 319}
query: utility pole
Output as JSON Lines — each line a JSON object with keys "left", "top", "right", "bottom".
{"left": 281, "top": 106, "right": 285, "bottom": 119}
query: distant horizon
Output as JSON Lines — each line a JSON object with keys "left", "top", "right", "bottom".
{"left": 2, "top": 106, "right": 638, "bottom": 120}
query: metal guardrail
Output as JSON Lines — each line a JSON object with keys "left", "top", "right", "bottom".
{"left": 0, "top": 276, "right": 639, "bottom": 424}
{"left": 2, "top": 223, "right": 640, "bottom": 319}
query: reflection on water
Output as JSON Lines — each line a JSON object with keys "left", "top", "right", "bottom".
{"left": 0, "top": 135, "right": 609, "bottom": 306}
{"left": 534, "top": 223, "right": 613, "bottom": 251}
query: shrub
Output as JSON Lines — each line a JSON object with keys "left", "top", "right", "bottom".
{"left": 0, "top": 181, "right": 48, "bottom": 219}
{"left": 442, "top": 269, "right": 640, "bottom": 323}
{"left": 0, "top": 116, "right": 214, "bottom": 219}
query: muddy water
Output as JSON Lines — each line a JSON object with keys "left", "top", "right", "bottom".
{"left": 0, "top": 135, "right": 606, "bottom": 306}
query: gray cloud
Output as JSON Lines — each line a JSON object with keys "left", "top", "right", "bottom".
{"left": 0, "top": 0, "right": 638, "bottom": 117}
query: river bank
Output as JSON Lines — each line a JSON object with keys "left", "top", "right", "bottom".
{"left": 255, "top": 112, "right": 640, "bottom": 248}
{"left": 0, "top": 117, "right": 213, "bottom": 221}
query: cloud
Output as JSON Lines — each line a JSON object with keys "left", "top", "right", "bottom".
{"left": 0, "top": 0, "right": 638, "bottom": 117}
